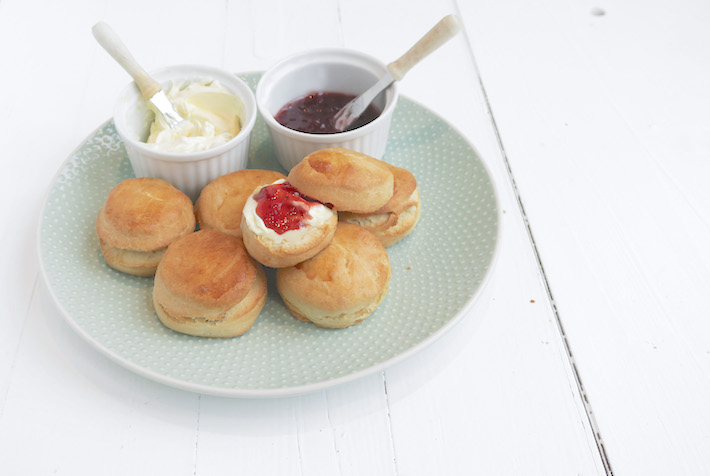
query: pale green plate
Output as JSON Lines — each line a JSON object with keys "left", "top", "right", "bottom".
{"left": 38, "top": 73, "right": 500, "bottom": 397}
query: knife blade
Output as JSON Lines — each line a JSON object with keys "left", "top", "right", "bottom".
{"left": 334, "top": 72, "right": 395, "bottom": 132}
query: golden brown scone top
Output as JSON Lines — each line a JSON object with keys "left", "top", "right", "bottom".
{"left": 155, "top": 229, "right": 258, "bottom": 314}
{"left": 195, "top": 169, "right": 287, "bottom": 237}
{"left": 281, "top": 222, "right": 391, "bottom": 313}
{"left": 288, "top": 148, "right": 394, "bottom": 213}
{"left": 96, "top": 177, "right": 195, "bottom": 251}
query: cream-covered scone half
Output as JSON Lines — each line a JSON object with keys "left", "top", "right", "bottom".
{"left": 339, "top": 164, "right": 421, "bottom": 247}
{"left": 276, "top": 222, "right": 392, "bottom": 328}
{"left": 152, "top": 229, "right": 267, "bottom": 338}
{"left": 96, "top": 177, "right": 196, "bottom": 276}
{"left": 195, "top": 169, "right": 287, "bottom": 238}
{"left": 240, "top": 179, "right": 337, "bottom": 268}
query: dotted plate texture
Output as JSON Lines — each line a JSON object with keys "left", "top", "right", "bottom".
{"left": 38, "top": 72, "right": 500, "bottom": 397}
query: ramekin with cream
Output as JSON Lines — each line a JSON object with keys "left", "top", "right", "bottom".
{"left": 113, "top": 65, "right": 256, "bottom": 201}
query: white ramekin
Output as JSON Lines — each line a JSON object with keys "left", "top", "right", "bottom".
{"left": 113, "top": 65, "right": 257, "bottom": 200}
{"left": 256, "top": 48, "right": 399, "bottom": 171}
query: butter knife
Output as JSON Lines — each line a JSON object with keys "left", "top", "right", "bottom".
{"left": 92, "top": 22, "right": 185, "bottom": 128}
{"left": 334, "top": 14, "right": 461, "bottom": 132}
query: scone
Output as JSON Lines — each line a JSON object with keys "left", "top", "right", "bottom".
{"left": 240, "top": 179, "right": 337, "bottom": 268}
{"left": 339, "top": 164, "right": 421, "bottom": 247}
{"left": 96, "top": 177, "right": 196, "bottom": 276}
{"left": 276, "top": 222, "right": 391, "bottom": 328}
{"left": 195, "top": 169, "right": 287, "bottom": 237}
{"left": 152, "top": 229, "right": 267, "bottom": 338}
{"left": 288, "top": 148, "right": 394, "bottom": 213}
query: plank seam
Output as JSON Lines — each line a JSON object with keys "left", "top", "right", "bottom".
{"left": 325, "top": 391, "right": 345, "bottom": 476}
{"left": 382, "top": 371, "right": 400, "bottom": 476}
{"left": 456, "top": 7, "right": 614, "bottom": 471}
{"left": 484, "top": 93, "right": 614, "bottom": 475}
{"left": 193, "top": 394, "right": 201, "bottom": 476}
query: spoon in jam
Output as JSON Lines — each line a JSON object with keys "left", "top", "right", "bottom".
{"left": 333, "top": 14, "right": 461, "bottom": 132}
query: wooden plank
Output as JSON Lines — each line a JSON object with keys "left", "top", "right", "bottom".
{"left": 459, "top": 0, "right": 710, "bottom": 473}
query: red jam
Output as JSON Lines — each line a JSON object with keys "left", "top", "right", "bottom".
{"left": 253, "top": 182, "right": 320, "bottom": 234}
{"left": 274, "top": 91, "right": 382, "bottom": 134}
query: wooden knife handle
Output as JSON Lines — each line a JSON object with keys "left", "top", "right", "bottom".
{"left": 92, "top": 21, "right": 161, "bottom": 99}
{"left": 387, "top": 14, "right": 462, "bottom": 81}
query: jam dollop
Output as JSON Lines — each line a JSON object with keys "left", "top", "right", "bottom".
{"left": 254, "top": 182, "right": 320, "bottom": 234}
{"left": 274, "top": 91, "right": 381, "bottom": 134}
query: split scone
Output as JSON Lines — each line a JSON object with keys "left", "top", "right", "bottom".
{"left": 287, "top": 148, "right": 394, "bottom": 213}
{"left": 96, "top": 177, "right": 195, "bottom": 276}
{"left": 152, "top": 229, "right": 267, "bottom": 338}
{"left": 339, "top": 163, "right": 421, "bottom": 247}
{"left": 276, "top": 222, "right": 392, "bottom": 328}
{"left": 195, "top": 169, "right": 287, "bottom": 238}
{"left": 240, "top": 179, "right": 337, "bottom": 268}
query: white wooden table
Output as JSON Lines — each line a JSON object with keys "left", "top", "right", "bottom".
{"left": 1, "top": 0, "right": 709, "bottom": 474}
